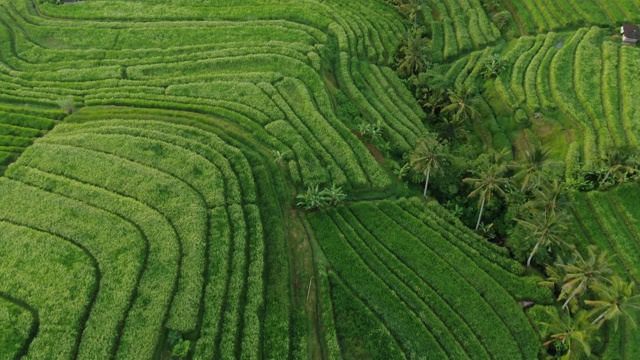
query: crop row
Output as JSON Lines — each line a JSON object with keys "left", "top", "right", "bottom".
{"left": 17, "top": 139, "right": 207, "bottom": 332}
{"left": 0, "top": 32, "right": 394, "bottom": 190}
{"left": 495, "top": 36, "right": 536, "bottom": 110}
{"left": 397, "top": 200, "right": 552, "bottom": 302}
{"left": 505, "top": 0, "right": 636, "bottom": 34}
{"left": 422, "top": 0, "right": 499, "bottom": 60}
{"left": 367, "top": 202, "right": 544, "bottom": 358}
{"left": 496, "top": 27, "right": 640, "bottom": 168}
{"left": 619, "top": 45, "right": 640, "bottom": 148}
{"left": 1, "top": 112, "right": 279, "bottom": 357}
{"left": 309, "top": 208, "right": 449, "bottom": 358}
{"left": 0, "top": 177, "right": 143, "bottom": 358}
{"left": 0, "top": 105, "right": 60, "bottom": 169}
{"left": 63, "top": 113, "right": 282, "bottom": 358}
{"left": 0, "top": 294, "right": 34, "bottom": 359}
{"left": 524, "top": 32, "right": 558, "bottom": 111}
{"left": 601, "top": 42, "right": 628, "bottom": 148}
{"left": 8, "top": 163, "right": 179, "bottom": 358}
{"left": 332, "top": 208, "right": 493, "bottom": 359}
{"left": 0, "top": 221, "right": 93, "bottom": 359}
{"left": 574, "top": 28, "right": 614, "bottom": 152}
{"left": 310, "top": 200, "right": 544, "bottom": 359}
{"left": 0, "top": 0, "right": 409, "bottom": 191}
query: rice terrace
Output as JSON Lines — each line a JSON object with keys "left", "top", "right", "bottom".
{"left": 2, "top": 0, "right": 640, "bottom": 359}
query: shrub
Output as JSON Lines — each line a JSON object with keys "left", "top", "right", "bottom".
{"left": 57, "top": 97, "right": 75, "bottom": 114}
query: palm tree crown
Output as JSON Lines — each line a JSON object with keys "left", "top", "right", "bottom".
{"left": 463, "top": 163, "right": 510, "bottom": 230}
{"left": 397, "top": 29, "right": 430, "bottom": 76}
{"left": 515, "top": 146, "right": 550, "bottom": 191}
{"left": 586, "top": 275, "right": 640, "bottom": 331}
{"left": 550, "top": 246, "right": 613, "bottom": 310}
{"left": 441, "top": 84, "right": 479, "bottom": 122}
{"left": 409, "top": 134, "right": 447, "bottom": 199}
{"left": 540, "top": 309, "right": 595, "bottom": 359}
{"left": 517, "top": 209, "right": 569, "bottom": 267}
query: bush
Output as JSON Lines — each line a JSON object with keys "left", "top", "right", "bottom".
{"left": 57, "top": 97, "right": 75, "bottom": 114}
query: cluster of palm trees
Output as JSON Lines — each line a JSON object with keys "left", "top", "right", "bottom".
{"left": 540, "top": 246, "right": 640, "bottom": 358}
{"left": 407, "top": 138, "right": 640, "bottom": 357}
{"left": 408, "top": 139, "right": 571, "bottom": 260}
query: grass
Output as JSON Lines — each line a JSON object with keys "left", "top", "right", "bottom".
{"left": 1, "top": 0, "right": 638, "bottom": 358}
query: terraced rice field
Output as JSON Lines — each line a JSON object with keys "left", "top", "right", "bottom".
{"left": 492, "top": 27, "right": 640, "bottom": 165}
{"left": 450, "top": 23, "right": 640, "bottom": 168}
{"left": 0, "top": 0, "right": 549, "bottom": 358}
{"left": 308, "top": 198, "right": 550, "bottom": 359}
{"left": 2, "top": 0, "right": 639, "bottom": 359}
{"left": 570, "top": 184, "right": 640, "bottom": 360}
{"left": 420, "top": 0, "right": 500, "bottom": 61}
{"left": 0, "top": 0, "right": 428, "bottom": 358}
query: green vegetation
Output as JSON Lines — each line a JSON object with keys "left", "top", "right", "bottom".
{"left": 2, "top": 0, "right": 640, "bottom": 358}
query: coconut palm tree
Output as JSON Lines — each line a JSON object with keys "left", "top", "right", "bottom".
{"left": 397, "top": 29, "right": 430, "bottom": 76}
{"left": 463, "top": 163, "right": 510, "bottom": 230}
{"left": 553, "top": 246, "right": 613, "bottom": 311}
{"left": 409, "top": 134, "right": 447, "bottom": 198}
{"left": 540, "top": 309, "right": 595, "bottom": 359}
{"left": 517, "top": 209, "right": 569, "bottom": 267}
{"left": 524, "top": 179, "right": 572, "bottom": 216}
{"left": 515, "top": 146, "right": 550, "bottom": 191}
{"left": 586, "top": 275, "right": 640, "bottom": 330}
{"left": 441, "top": 84, "right": 479, "bottom": 122}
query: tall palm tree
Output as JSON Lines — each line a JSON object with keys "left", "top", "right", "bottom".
{"left": 554, "top": 246, "right": 613, "bottom": 310}
{"left": 409, "top": 134, "right": 447, "bottom": 198}
{"left": 517, "top": 209, "right": 569, "bottom": 267}
{"left": 441, "top": 84, "right": 479, "bottom": 122}
{"left": 515, "top": 146, "right": 549, "bottom": 191}
{"left": 586, "top": 276, "right": 640, "bottom": 330}
{"left": 397, "top": 29, "right": 430, "bottom": 76}
{"left": 463, "top": 163, "right": 510, "bottom": 230}
{"left": 540, "top": 309, "right": 594, "bottom": 359}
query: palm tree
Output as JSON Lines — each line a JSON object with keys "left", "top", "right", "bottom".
{"left": 586, "top": 275, "right": 640, "bottom": 330}
{"left": 517, "top": 209, "right": 569, "bottom": 267}
{"left": 540, "top": 309, "right": 595, "bottom": 359}
{"left": 554, "top": 246, "right": 613, "bottom": 310}
{"left": 397, "top": 29, "right": 430, "bottom": 76}
{"left": 463, "top": 163, "right": 510, "bottom": 230}
{"left": 409, "top": 134, "right": 447, "bottom": 198}
{"left": 441, "top": 84, "right": 479, "bottom": 122}
{"left": 524, "top": 179, "right": 572, "bottom": 216}
{"left": 515, "top": 146, "right": 549, "bottom": 191}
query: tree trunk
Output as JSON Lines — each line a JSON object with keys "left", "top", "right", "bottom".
{"left": 562, "top": 291, "right": 579, "bottom": 310}
{"left": 475, "top": 197, "right": 485, "bottom": 231}
{"left": 591, "top": 311, "right": 608, "bottom": 325}
{"left": 527, "top": 240, "right": 542, "bottom": 267}
{"left": 423, "top": 167, "right": 431, "bottom": 198}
